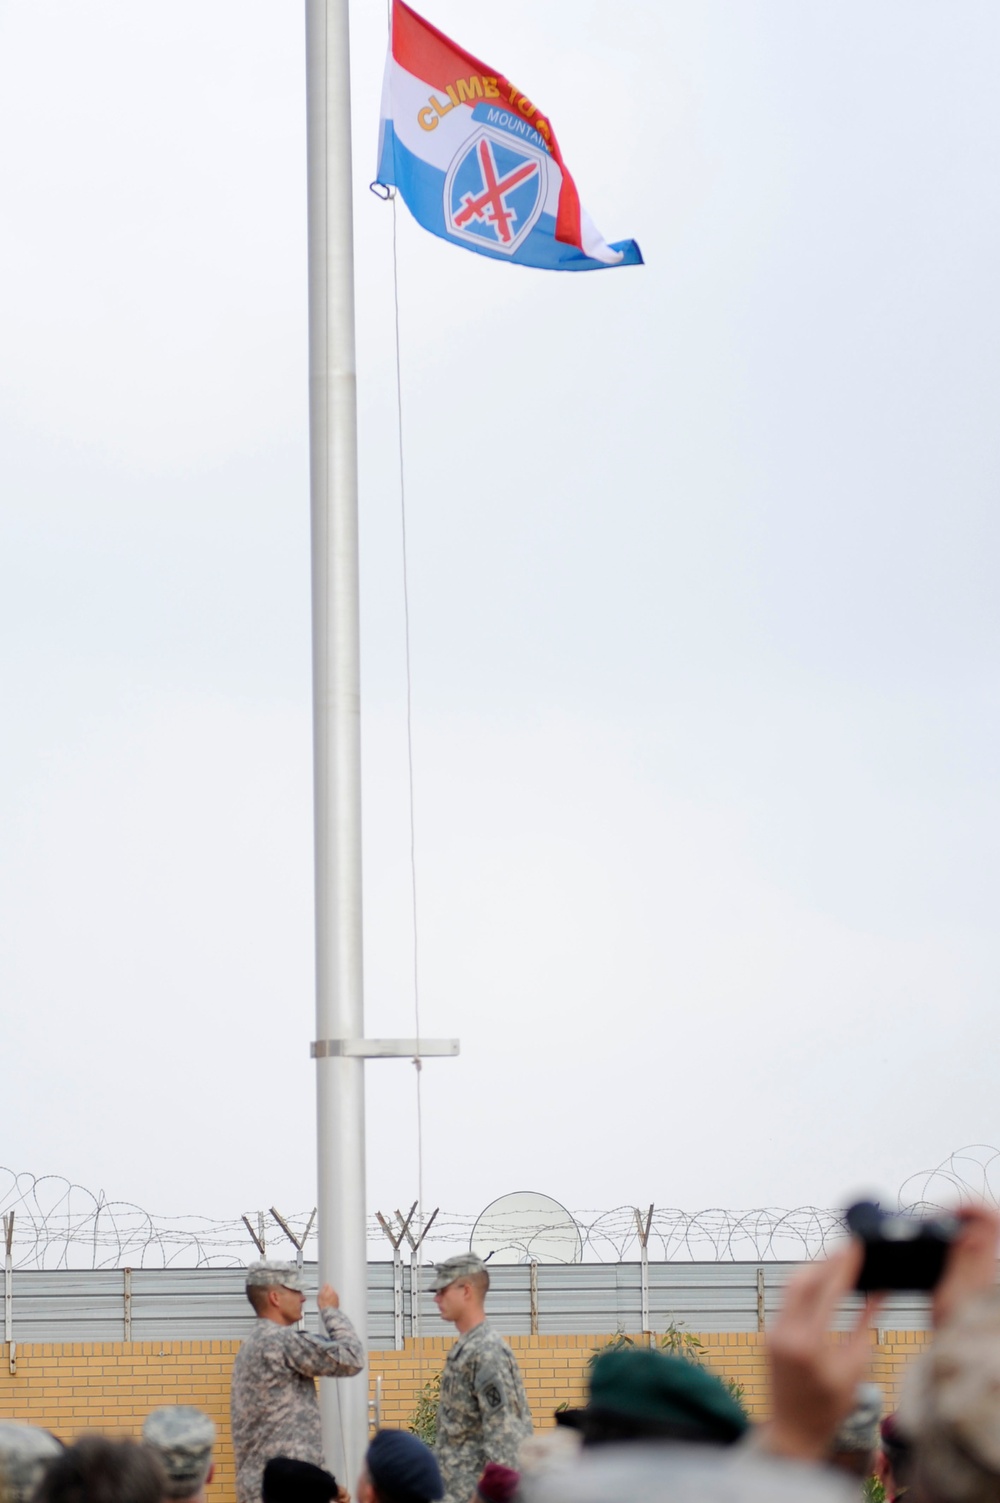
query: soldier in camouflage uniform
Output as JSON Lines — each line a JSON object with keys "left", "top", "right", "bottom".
{"left": 142, "top": 1407, "right": 216, "bottom": 1502}
{"left": 230, "top": 1260, "right": 364, "bottom": 1503}
{"left": 431, "top": 1254, "right": 533, "bottom": 1503}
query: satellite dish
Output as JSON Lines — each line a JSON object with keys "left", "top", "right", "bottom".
{"left": 470, "top": 1191, "right": 582, "bottom": 1264}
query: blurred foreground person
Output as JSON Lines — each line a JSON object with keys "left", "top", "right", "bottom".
{"left": 520, "top": 1443, "right": 854, "bottom": 1503}
{"left": 34, "top": 1436, "right": 164, "bottom": 1503}
{"left": 231, "top": 1260, "right": 363, "bottom": 1503}
{"left": 518, "top": 1250, "right": 873, "bottom": 1503}
{"left": 827, "top": 1385, "right": 882, "bottom": 1483}
{"left": 0, "top": 1423, "right": 62, "bottom": 1503}
{"left": 555, "top": 1347, "right": 747, "bottom": 1447}
{"left": 519, "top": 1250, "right": 868, "bottom": 1503}
{"left": 899, "top": 1287, "right": 1000, "bottom": 1503}
{"left": 888, "top": 1202, "right": 1000, "bottom": 1503}
{"left": 760, "top": 1202, "right": 1000, "bottom": 1499}
{"left": 358, "top": 1430, "right": 443, "bottom": 1503}
{"left": 142, "top": 1408, "right": 215, "bottom": 1502}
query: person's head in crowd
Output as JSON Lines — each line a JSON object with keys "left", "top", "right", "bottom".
{"left": 0, "top": 1423, "right": 63, "bottom": 1503}
{"left": 431, "top": 1255, "right": 489, "bottom": 1333}
{"left": 827, "top": 1384, "right": 882, "bottom": 1482}
{"left": 358, "top": 1429, "right": 443, "bottom": 1503}
{"left": 142, "top": 1408, "right": 216, "bottom": 1502}
{"left": 899, "top": 1289, "right": 1000, "bottom": 1503}
{"left": 245, "top": 1262, "right": 308, "bottom": 1326}
{"left": 263, "top": 1458, "right": 339, "bottom": 1503}
{"left": 554, "top": 1348, "right": 748, "bottom": 1448}
{"left": 874, "top": 1415, "right": 913, "bottom": 1503}
{"left": 474, "top": 1465, "right": 519, "bottom": 1503}
{"left": 34, "top": 1436, "right": 164, "bottom": 1503}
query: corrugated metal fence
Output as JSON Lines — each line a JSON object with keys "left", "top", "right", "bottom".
{"left": 4, "top": 1264, "right": 930, "bottom": 1347}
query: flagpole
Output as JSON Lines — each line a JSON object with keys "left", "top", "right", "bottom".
{"left": 305, "top": 0, "right": 369, "bottom": 1483}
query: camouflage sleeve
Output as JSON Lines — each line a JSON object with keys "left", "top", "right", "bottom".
{"left": 278, "top": 1306, "right": 365, "bottom": 1379}
{"left": 472, "top": 1354, "right": 528, "bottom": 1468}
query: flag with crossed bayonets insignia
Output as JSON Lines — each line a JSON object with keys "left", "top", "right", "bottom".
{"left": 376, "top": 0, "right": 643, "bottom": 272}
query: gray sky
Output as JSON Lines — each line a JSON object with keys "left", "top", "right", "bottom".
{"left": 1, "top": 0, "right": 998, "bottom": 1243}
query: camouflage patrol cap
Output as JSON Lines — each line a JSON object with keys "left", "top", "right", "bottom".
{"left": 430, "top": 1253, "right": 487, "bottom": 1291}
{"left": 0, "top": 1422, "right": 63, "bottom": 1503}
{"left": 245, "top": 1260, "right": 304, "bottom": 1292}
{"left": 142, "top": 1408, "right": 216, "bottom": 1498}
{"left": 831, "top": 1384, "right": 882, "bottom": 1455}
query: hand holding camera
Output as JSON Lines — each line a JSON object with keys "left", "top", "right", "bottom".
{"left": 845, "top": 1199, "right": 999, "bottom": 1324}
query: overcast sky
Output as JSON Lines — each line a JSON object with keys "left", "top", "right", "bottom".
{"left": 1, "top": 0, "right": 998, "bottom": 1254}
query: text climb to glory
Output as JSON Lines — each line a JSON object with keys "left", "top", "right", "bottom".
{"left": 417, "top": 75, "right": 553, "bottom": 146}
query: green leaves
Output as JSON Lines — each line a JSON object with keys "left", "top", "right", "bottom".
{"left": 409, "top": 1371, "right": 443, "bottom": 1446}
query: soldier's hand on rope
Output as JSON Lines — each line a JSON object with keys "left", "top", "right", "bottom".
{"left": 317, "top": 1284, "right": 340, "bottom": 1310}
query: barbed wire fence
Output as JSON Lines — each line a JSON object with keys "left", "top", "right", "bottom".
{"left": 2, "top": 1146, "right": 996, "bottom": 1271}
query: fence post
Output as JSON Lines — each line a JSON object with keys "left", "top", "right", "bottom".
{"left": 376, "top": 1209, "right": 412, "bottom": 1351}
{"left": 392, "top": 1249, "right": 403, "bottom": 1349}
{"left": 270, "top": 1207, "right": 317, "bottom": 1272}
{"left": 124, "top": 1267, "right": 132, "bottom": 1342}
{"left": 394, "top": 1207, "right": 438, "bottom": 1341}
{"left": 241, "top": 1214, "right": 266, "bottom": 1257}
{"left": 634, "top": 1205, "right": 654, "bottom": 1336}
{"left": 529, "top": 1261, "right": 538, "bottom": 1335}
{"left": 410, "top": 1249, "right": 421, "bottom": 1340}
{"left": 4, "top": 1213, "right": 13, "bottom": 1370}
{"left": 756, "top": 1267, "right": 765, "bottom": 1332}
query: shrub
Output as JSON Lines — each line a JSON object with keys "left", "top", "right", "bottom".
{"left": 408, "top": 1371, "right": 442, "bottom": 1446}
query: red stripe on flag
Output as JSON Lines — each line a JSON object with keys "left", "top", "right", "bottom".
{"left": 390, "top": 0, "right": 584, "bottom": 250}
{"left": 392, "top": 0, "right": 484, "bottom": 80}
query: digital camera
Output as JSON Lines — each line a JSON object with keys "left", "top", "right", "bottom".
{"left": 845, "top": 1200, "right": 959, "bottom": 1292}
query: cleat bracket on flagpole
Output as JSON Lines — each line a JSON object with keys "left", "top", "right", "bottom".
{"left": 311, "top": 1038, "right": 459, "bottom": 1059}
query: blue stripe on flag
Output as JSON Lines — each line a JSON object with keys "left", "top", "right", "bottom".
{"left": 377, "top": 124, "right": 643, "bottom": 272}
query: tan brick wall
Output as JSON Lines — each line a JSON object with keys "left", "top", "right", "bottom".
{"left": 0, "top": 1331, "right": 934, "bottom": 1503}
{"left": 0, "top": 1342, "right": 240, "bottom": 1499}
{"left": 377, "top": 1330, "right": 929, "bottom": 1425}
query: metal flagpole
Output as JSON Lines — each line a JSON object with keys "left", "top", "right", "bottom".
{"left": 305, "top": 0, "right": 368, "bottom": 1481}
{"left": 305, "top": 0, "right": 460, "bottom": 1478}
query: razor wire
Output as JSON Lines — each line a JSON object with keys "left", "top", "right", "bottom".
{"left": 1, "top": 1146, "right": 995, "bottom": 1270}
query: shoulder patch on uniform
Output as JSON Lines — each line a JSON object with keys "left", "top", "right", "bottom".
{"left": 482, "top": 1381, "right": 504, "bottom": 1410}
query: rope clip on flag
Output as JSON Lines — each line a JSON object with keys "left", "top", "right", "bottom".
{"left": 376, "top": 0, "right": 643, "bottom": 272}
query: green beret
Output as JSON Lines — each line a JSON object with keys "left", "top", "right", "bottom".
{"left": 559, "top": 1349, "right": 748, "bottom": 1445}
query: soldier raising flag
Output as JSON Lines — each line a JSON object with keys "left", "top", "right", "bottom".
{"left": 230, "top": 1261, "right": 364, "bottom": 1503}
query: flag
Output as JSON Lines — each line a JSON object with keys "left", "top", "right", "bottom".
{"left": 376, "top": 0, "right": 643, "bottom": 272}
